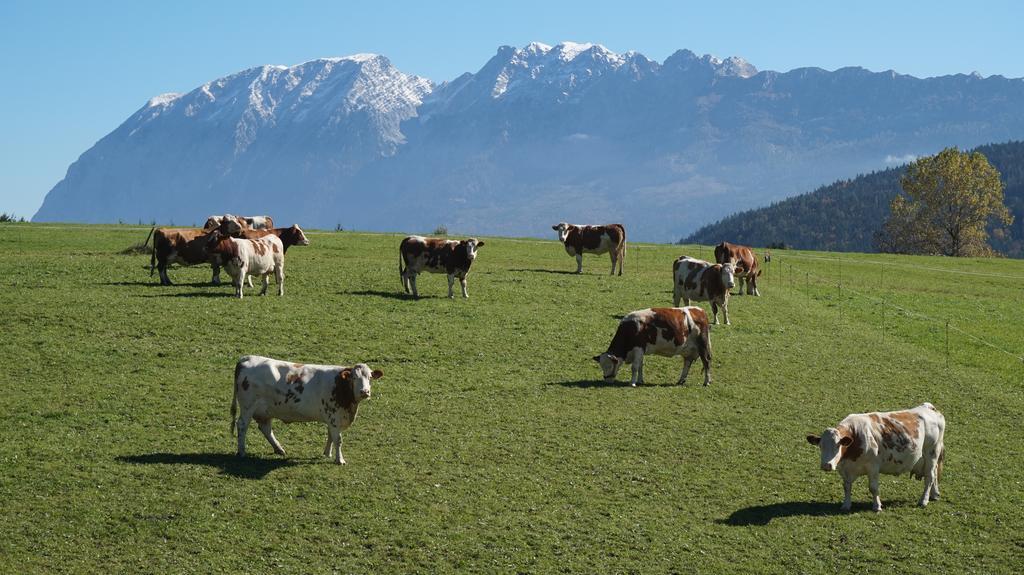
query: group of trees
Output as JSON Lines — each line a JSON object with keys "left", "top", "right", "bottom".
{"left": 684, "top": 141, "right": 1023, "bottom": 258}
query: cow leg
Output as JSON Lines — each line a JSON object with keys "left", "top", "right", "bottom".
{"left": 323, "top": 432, "right": 334, "bottom": 458}
{"left": 246, "top": 275, "right": 253, "bottom": 288}
{"left": 329, "top": 425, "right": 345, "bottom": 464}
{"left": 447, "top": 274, "right": 456, "bottom": 299}
{"left": 678, "top": 357, "right": 693, "bottom": 385}
{"left": 617, "top": 246, "right": 624, "bottom": 276}
{"left": 236, "top": 410, "right": 253, "bottom": 457}
{"left": 721, "top": 298, "right": 731, "bottom": 326}
{"left": 920, "top": 450, "right": 940, "bottom": 506}
{"left": 930, "top": 448, "right": 943, "bottom": 500}
{"left": 735, "top": 276, "right": 745, "bottom": 296}
{"left": 211, "top": 260, "right": 222, "bottom": 285}
{"left": 575, "top": 254, "right": 583, "bottom": 274}
{"left": 869, "top": 470, "right": 882, "bottom": 512}
{"left": 459, "top": 274, "right": 469, "bottom": 298}
{"left": 749, "top": 276, "right": 760, "bottom": 296}
{"left": 710, "top": 302, "right": 720, "bottom": 325}
{"left": 609, "top": 251, "right": 616, "bottom": 276}
{"left": 257, "top": 418, "right": 286, "bottom": 456}
{"left": 683, "top": 298, "right": 691, "bottom": 307}
{"left": 840, "top": 472, "right": 855, "bottom": 511}
{"left": 673, "top": 284, "right": 682, "bottom": 307}
{"left": 410, "top": 274, "right": 419, "bottom": 299}
{"left": 158, "top": 262, "right": 172, "bottom": 286}
{"left": 276, "top": 264, "right": 284, "bottom": 296}
{"left": 631, "top": 352, "right": 644, "bottom": 387}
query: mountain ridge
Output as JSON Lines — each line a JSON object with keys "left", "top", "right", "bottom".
{"left": 34, "top": 42, "right": 1024, "bottom": 241}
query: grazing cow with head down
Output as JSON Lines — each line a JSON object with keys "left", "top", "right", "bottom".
{"left": 231, "top": 355, "right": 383, "bottom": 464}
{"left": 399, "top": 236, "right": 484, "bottom": 298}
{"left": 552, "top": 222, "right": 626, "bottom": 275}
{"left": 593, "top": 307, "right": 711, "bottom": 387}
{"left": 205, "top": 232, "right": 285, "bottom": 298}
{"left": 672, "top": 256, "right": 736, "bottom": 325}
{"left": 714, "top": 241, "right": 761, "bottom": 296}
{"left": 148, "top": 218, "right": 246, "bottom": 285}
{"left": 807, "top": 402, "right": 946, "bottom": 512}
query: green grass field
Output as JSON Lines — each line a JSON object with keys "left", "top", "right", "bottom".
{"left": 1, "top": 223, "right": 1022, "bottom": 574}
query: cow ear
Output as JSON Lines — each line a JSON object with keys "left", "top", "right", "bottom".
{"left": 476, "top": 240, "right": 485, "bottom": 247}
{"left": 839, "top": 435, "right": 853, "bottom": 447}
{"left": 340, "top": 369, "right": 351, "bottom": 381}
{"left": 592, "top": 355, "right": 601, "bottom": 362}
{"left": 552, "top": 225, "right": 560, "bottom": 230}
{"left": 806, "top": 435, "right": 821, "bottom": 446}
{"left": 371, "top": 369, "right": 383, "bottom": 380}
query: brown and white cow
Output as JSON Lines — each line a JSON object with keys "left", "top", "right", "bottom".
{"left": 807, "top": 402, "right": 946, "bottom": 512}
{"left": 714, "top": 241, "right": 761, "bottom": 296}
{"left": 672, "top": 256, "right": 736, "bottom": 325}
{"left": 552, "top": 222, "right": 626, "bottom": 275}
{"left": 399, "top": 236, "right": 484, "bottom": 299}
{"left": 148, "top": 217, "right": 246, "bottom": 285}
{"left": 203, "top": 214, "right": 275, "bottom": 231}
{"left": 231, "top": 355, "right": 383, "bottom": 464}
{"left": 593, "top": 307, "right": 712, "bottom": 387}
{"left": 205, "top": 232, "right": 286, "bottom": 298}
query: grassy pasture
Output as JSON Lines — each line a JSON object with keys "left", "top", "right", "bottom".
{"left": 0, "top": 223, "right": 1022, "bottom": 574}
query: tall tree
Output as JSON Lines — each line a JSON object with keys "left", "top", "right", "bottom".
{"left": 877, "top": 147, "right": 1012, "bottom": 256}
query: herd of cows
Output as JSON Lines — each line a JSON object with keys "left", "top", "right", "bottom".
{"left": 141, "top": 216, "right": 947, "bottom": 512}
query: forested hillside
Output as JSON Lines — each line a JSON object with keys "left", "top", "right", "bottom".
{"left": 685, "top": 141, "right": 1024, "bottom": 257}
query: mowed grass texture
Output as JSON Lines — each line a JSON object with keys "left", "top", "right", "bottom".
{"left": 1, "top": 224, "right": 1022, "bottom": 574}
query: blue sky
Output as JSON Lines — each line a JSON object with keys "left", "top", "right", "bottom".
{"left": 2, "top": 0, "right": 1022, "bottom": 219}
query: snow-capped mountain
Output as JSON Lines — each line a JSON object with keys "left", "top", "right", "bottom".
{"left": 34, "top": 42, "right": 1024, "bottom": 241}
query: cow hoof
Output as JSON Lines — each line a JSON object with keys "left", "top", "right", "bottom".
{"left": 930, "top": 493, "right": 940, "bottom": 501}
{"left": 840, "top": 504, "right": 852, "bottom": 512}
{"left": 725, "top": 321, "right": 731, "bottom": 326}
{"left": 873, "top": 504, "right": 883, "bottom": 513}
{"left": 676, "top": 379, "right": 686, "bottom": 386}
{"left": 335, "top": 459, "right": 346, "bottom": 465}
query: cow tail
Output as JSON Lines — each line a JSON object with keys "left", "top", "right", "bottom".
{"left": 149, "top": 229, "right": 157, "bottom": 277}
{"left": 142, "top": 226, "right": 155, "bottom": 248}
{"left": 398, "top": 245, "right": 405, "bottom": 287}
{"left": 700, "top": 323, "right": 713, "bottom": 369}
{"left": 619, "top": 225, "right": 627, "bottom": 275}
{"left": 230, "top": 360, "right": 242, "bottom": 437}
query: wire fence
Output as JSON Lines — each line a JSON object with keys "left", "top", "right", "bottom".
{"left": 764, "top": 252, "right": 1024, "bottom": 367}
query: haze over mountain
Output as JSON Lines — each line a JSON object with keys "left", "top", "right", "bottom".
{"left": 34, "top": 42, "right": 1024, "bottom": 241}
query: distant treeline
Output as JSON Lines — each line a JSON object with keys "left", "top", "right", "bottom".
{"left": 684, "top": 140, "right": 1024, "bottom": 258}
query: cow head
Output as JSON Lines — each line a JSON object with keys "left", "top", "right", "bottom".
{"left": 807, "top": 428, "right": 853, "bottom": 472}
{"left": 552, "top": 222, "right": 571, "bottom": 243}
{"left": 341, "top": 364, "right": 384, "bottom": 401}
{"left": 462, "top": 238, "right": 484, "bottom": 261}
{"left": 721, "top": 262, "right": 736, "bottom": 290}
{"left": 282, "top": 225, "right": 310, "bottom": 249}
{"left": 593, "top": 352, "right": 623, "bottom": 382}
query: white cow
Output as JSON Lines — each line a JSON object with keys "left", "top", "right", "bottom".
{"left": 807, "top": 402, "right": 946, "bottom": 512}
{"left": 231, "top": 355, "right": 383, "bottom": 464}
{"left": 206, "top": 233, "right": 285, "bottom": 298}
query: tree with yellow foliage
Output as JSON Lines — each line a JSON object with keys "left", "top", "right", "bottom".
{"left": 877, "top": 147, "right": 1013, "bottom": 256}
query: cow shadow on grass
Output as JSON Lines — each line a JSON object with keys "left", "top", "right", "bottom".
{"left": 103, "top": 281, "right": 214, "bottom": 288}
{"left": 117, "top": 452, "right": 299, "bottom": 479}
{"left": 342, "top": 290, "right": 430, "bottom": 301}
{"left": 720, "top": 501, "right": 882, "bottom": 526}
{"left": 139, "top": 290, "right": 235, "bottom": 298}
{"left": 509, "top": 268, "right": 582, "bottom": 275}
{"left": 546, "top": 379, "right": 625, "bottom": 389}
